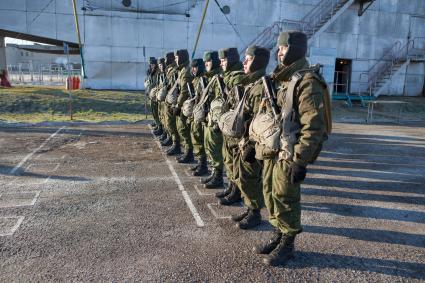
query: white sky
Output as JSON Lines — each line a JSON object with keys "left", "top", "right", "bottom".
{"left": 5, "top": 37, "right": 36, "bottom": 45}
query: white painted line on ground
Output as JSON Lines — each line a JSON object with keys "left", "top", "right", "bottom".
{"left": 52, "top": 163, "right": 60, "bottom": 172}
{"left": 10, "top": 127, "right": 66, "bottom": 175}
{"left": 30, "top": 191, "right": 41, "bottom": 205}
{"left": 43, "top": 176, "right": 51, "bottom": 184}
{"left": 0, "top": 191, "right": 41, "bottom": 208}
{"left": 150, "top": 127, "right": 205, "bottom": 228}
{"left": 207, "top": 203, "right": 231, "bottom": 219}
{"left": 0, "top": 216, "right": 25, "bottom": 237}
{"left": 32, "top": 154, "right": 42, "bottom": 161}
{"left": 194, "top": 184, "right": 214, "bottom": 196}
{"left": 164, "top": 157, "right": 205, "bottom": 227}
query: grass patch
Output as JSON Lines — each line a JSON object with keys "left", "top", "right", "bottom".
{"left": 0, "top": 86, "right": 151, "bottom": 123}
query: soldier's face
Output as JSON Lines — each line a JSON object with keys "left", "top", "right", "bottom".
{"left": 278, "top": 45, "right": 289, "bottom": 63}
{"left": 149, "top": 63, "right": 156, "bottom": 70}
{"left": 159, "top": 64, "right": 165, "bottom": 72}
{"left": 205, "top": 61, "right": 212, "bottom": 72}
{"left": 243, "top": 55, "right": 254, "bottom": 74}
{"left": 220, "top": 58, "right": 228, "bottom": 71}
{"left": 191, "top": 66, "right": 198, "bottom": 76}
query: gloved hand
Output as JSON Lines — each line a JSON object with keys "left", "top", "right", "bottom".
{"left": 173, "top": 107, "right": 181, "bottom": 116}
{"left": 242, "top": 144, "right": 256, "bottom": 163}
{"left": 287, "top": 162, "right": 307, "bottom": 184}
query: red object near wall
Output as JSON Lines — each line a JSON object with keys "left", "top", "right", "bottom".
{"left": 66, "top": 76, "right": 72, "bottom": 90}
{"left": 0, "top": 69, "right": 12, "bottom": 87}
{"left": 75, "top": 77, "right": 80, "bottom": 89}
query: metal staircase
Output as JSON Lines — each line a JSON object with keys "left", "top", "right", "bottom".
{"left": 298, "top": 0, "right": 356, "bottom": 41}
{"left": 242, "top": 0, "right": 362, "bottom": 54}
{"left": 359, "top": 37, "right": 425, "bottom": 97}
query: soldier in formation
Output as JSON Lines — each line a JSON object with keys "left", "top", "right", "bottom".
{"left": 146, "top": 30, "right": 331, "bottom": 266}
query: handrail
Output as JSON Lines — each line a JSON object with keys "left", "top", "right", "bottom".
{"left": 243, "top": 0, "right": 355, "bottom": 53}
{"left": 365, "top": 39, "right": 415, "bottom": 95}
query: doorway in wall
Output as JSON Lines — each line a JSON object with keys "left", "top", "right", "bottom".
{"left": 334, "top": 58, "right": 352, "bottom": 95}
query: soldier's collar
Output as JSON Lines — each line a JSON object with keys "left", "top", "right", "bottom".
{"left": 271, "top": 58, "right": 308, "bottom": 82}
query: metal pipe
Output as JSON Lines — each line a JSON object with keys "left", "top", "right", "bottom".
{"left": 72, "top": 0, "right": 87, "bottom": 78}
{"left": 191, "top": 0, "right": 210, "bottom": 59}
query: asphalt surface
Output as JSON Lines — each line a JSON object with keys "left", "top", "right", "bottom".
{"left": 0, "top": 122, "right": 424, "bottom": 282}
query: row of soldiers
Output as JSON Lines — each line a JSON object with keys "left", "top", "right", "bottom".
{"left": 144, "top": 30, "right": 332, "bottom": 266}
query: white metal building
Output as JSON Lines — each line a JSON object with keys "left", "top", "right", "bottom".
{"left": 0, "top": 0, "right": 424, "bottom": 97}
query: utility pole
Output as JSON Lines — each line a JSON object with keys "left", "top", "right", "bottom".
{"left": 72, "top": 0, "right": 87, "bottom": 79}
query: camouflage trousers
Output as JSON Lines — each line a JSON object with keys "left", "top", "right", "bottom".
{"left": 234, "top": 151, "right": 264, "bottom": 210}
{"left": 165, "top": 104, "right": 179, "bottom": 142}
{"left": 190, "top": 121, "right": 205, "bottom": 159}
{"left": 222, "top": 136, "right": 239, "bottom": 183}
{"left": 176, "top": 112, "right": 192, "bottom": 150}
{"left": 263, "top": 158, "right": 302, "bottom": 236}
{"left": 151, "top": 100, "right": 161, "bottom": 126}
{"left": 204, "top": 125, "right": 223, "bottom": 171}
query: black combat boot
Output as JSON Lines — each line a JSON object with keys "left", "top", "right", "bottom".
{"left": 262, "top": 234, "right": 295, "bottom": 266}
{"left": 231, "top": 208, "right": 249, "bottom": 222}
{"left": 193, "top": 155, "right": 208, "bottom": 176}
{"left": 200, "top": 169, "right": 215, "bottom": 184}
{"left": 161, "top": 135, "right": 172, "bottom": 146}
{"left": 177, "top": 148, "right": 194, "bottom": 163}
{"left": 204, "top": 169, "right": 223, "bottom": 189}
{"left": 219, "top": 185, "right": 242, "bottom": 205}
{"left": 253, "top": 228, "right": 282, "bottom": 254}
{"left": 215, "top": 182, "right": 234, "bottom": 198}
{"left": 150, "top": 121, "right": 157, "bottom": 128}
{"left": 153, "top": 126, "right": 163, "bottom": 136}
{"left": 159, "top": 132, "right": 167, "bottom": 141}
{"left": 237, "top": 209, "right": 261, "bottom": 230}
{"left": 166, "top": 140, "right": 181, "bottom": 156}
{"left": 189, "top": 162, "right": 199, "bottom": 172}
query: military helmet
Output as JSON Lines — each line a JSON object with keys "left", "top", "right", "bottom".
{"left": 174, "top": 49, "right": 189, "bottom": 67}
{"left": 277, "top": 30, "right": 307, "bottom": 66}
{"left": 203, "top": 51, "right": 220, "bottom": 70}
{"left": 158, "top": 57, "right": 165, "bottom": 66}
{"left": 148, "top": 57, "right": 157, "bottom": 65}
{"left": 245, "top": 45, "right": 270, "bottom": 73}
{"left": 218, "top": 47, "right": 239, "bottom": 67}
{"left": 165, "top": 52, "right": 175, "bottom": 66}
{"left": 190, "top": 58, "right": 205, "bottom": 76}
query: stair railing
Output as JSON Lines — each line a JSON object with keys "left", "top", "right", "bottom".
{"left": 242, "top": 0, "right": 353, "bottom": 52}
{"left": 301, "top": 0, "right": 349, "bottom": 36}
{"left": 409, "top": 37, "right": 425, "bottom": 60}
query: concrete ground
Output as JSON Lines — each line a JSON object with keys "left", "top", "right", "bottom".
{"left": 0, "top": 122, "right": 424, "bottom": 282}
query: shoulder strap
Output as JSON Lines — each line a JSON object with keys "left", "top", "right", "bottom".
{"left": 282, "top": 72, "right": 304, "bottom": 135}
{"left": 196, "top": 76, "right": 219, "bottom": 107}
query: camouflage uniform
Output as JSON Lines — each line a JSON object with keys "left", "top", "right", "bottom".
{"left": 145, "top": 58, "right": 160, "bottom": 127}
{"left": 190, "top": 62, "right": 206, "bottom": 163}
{"left": 253, "top": 31, "right": 330, "bottom": 267}
{"left": 221, "top": 63, "right": 246, "bottom": 186}
{"left": 203, "top": 67, "right": 223, "bottom": 173}
{"left": 164, "top": 62, "right": 179, "bottom": 143}
{"left": 175, "top": 51, "right": 193, "bottom": 154}
{"left": 235, "top": 69, "right": 266, "bottom": 211}
{"left": 258, "top": 57, "right": 328, "bottom": 236}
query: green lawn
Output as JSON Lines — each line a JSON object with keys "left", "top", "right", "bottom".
{"left": 0, "top": 86, "right": 151, "bottom": 123}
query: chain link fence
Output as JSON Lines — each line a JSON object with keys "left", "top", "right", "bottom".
{"left": 7, "top": 63, "right": 81, "bottom": 86}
